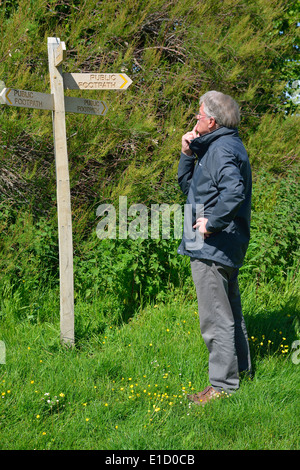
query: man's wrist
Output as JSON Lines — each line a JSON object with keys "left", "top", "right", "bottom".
{"left": 181, "top": 149, "right": 193, "bottom": 157}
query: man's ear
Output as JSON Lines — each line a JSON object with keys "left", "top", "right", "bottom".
{"left": 208, "top": 117, "right": 217, "bottom": 130}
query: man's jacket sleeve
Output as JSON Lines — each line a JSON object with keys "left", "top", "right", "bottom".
{"left": 205, "top": 151, "right": 245, "bottom": 233}
{"left": 178, "top": 152, "right": 196, "bottom": 196}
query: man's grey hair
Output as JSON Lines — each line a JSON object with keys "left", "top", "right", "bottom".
{"left": 200, "top": 91, "right": 240, "bottom": 128}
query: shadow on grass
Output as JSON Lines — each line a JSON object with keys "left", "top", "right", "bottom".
{"left": 245, "top": 294, "right": 299, "bottom": 374}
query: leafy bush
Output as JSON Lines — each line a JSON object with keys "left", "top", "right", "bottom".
{"left": 241, "top": 168, "right": 299, "bottom": 286}
{"left": 0, "top": 0, "right": 299, "bottom": 328}
{"left": 0, "top": 163, "right": 298, "bottom": 325}
{"left": 74, "top": 235, "right": 191, "bottom": 322}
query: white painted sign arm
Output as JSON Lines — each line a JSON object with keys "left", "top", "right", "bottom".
{"left": 63, "top": 73, "right": 132, "bottom": 90}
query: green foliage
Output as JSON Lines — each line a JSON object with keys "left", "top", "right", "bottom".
{"left": 272, "top": 0, "right": 300, "bottom": 114}
{"left": 74, "top": 235, "right": 191, "bottom": 323}
{"left": 0, "top": 163, "right": 298, "bottom": 327}
{"left": 0, "top": 283, "right": 299, "bottom": 450}
{"left": 247, "top": 113, "right": 299, "bottom": 172}
{"left": 1, "top": 0, "right": 19, "bottom": 19}
{"left": 1, "top": 0, "right": 299, "bottom": 219}
{"left": 241, "top": 168, "right": 300, "bottom": 286}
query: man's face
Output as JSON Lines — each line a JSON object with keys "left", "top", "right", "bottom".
{"left": 195, "top": 103, "right": 215, "bottom": 136}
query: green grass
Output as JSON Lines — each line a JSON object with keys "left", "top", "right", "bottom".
{"left": 0, "top": 279, "right": 299, "bottom": 450}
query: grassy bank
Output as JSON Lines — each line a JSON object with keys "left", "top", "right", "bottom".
{"left": 0, "top": 277, "right": 299, "bottom": 450}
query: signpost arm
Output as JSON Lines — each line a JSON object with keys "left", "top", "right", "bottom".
{"left": 47, "top": 37, "right": 74, "bottom": 346}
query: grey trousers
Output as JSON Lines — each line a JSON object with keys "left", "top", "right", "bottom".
{"left": 190, "top": 258, "right": 251, "bottom": 392}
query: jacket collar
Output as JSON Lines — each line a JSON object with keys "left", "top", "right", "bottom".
{"left": 189, "top": 126, "right": 238, "bottom": 157}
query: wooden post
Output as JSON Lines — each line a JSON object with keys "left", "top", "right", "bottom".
{"left": 47, "top": 37, "right": 74, "bottom": 346}
{"left": 1, "top": 38, "right": 131, "bottom": 346}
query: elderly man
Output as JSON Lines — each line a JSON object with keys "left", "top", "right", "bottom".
{"left": 178, "top": 91, "right": 252, "bottom": 405}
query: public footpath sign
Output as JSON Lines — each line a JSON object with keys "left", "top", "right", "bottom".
{"left": 0, "top": 87, "right": 54, "bottom": 110}
{"left": 0, "top": 37, "right": 131, "bottom": 345}
{"left": 0, "top": 87, "right": 108, "bottom": 116}
{"left": 63, "top": 72, "right": 132, "bottom": 90}
{"left": 64, "top": 96, "right": 107, "bottom": 116}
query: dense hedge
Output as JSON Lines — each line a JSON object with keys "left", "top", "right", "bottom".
{"left": 0, "top": 0, "right": 299, "bottom": 317}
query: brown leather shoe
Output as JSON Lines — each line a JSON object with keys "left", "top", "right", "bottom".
{"left": 187, "top": 386, "right": 221, "bottom": 405}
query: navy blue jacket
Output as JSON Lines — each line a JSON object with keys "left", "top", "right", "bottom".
{"left": 177, "top": 126, "right": 252, "bottom": 268}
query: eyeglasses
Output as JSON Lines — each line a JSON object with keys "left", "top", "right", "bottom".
{"left": 195, "top": 113, "right": 210, "bottom": 120}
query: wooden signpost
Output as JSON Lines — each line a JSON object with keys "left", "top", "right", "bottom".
{"left": 0, "top": 37, "right": 132, "bottom": 346}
